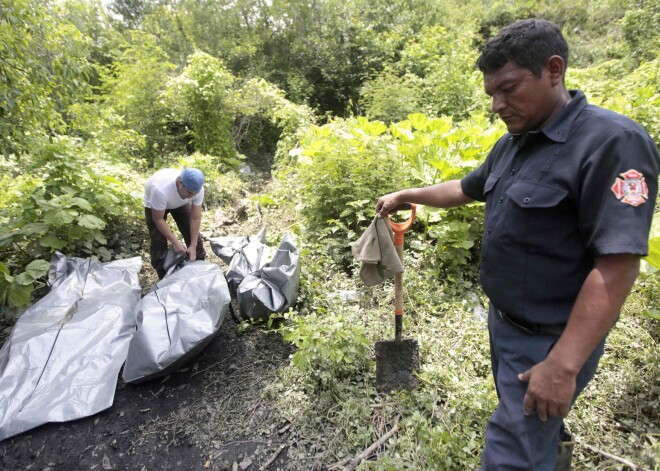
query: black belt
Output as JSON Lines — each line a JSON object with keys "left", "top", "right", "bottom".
{"left": 497, "top": 309, "right": 565, "bottom": 336}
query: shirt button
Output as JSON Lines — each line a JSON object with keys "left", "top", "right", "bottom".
{"left": 510, "top": 170, "right": 516, "bottom": 176}
{"left": 487, "top": 228, "right": 492, "bottom": 234}
{"left": 523, "top": 197, "right": 531, "bottom": 204}
{"left": 498, "top": 197, "right": 504, "bottom": 203}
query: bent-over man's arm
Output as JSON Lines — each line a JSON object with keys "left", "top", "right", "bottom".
{"left": 187, "top": 204, "right": 203, "bottom": 261}
{"left": 151, "top": 208, "right": 187, "bottom": 253}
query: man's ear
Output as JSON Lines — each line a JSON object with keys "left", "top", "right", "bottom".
{"left": 546, "top": 55, "right": 565, "bottom": 85}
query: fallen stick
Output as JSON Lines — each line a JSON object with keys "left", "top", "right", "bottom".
{"left": 259, "top": 444, "right": 287, "bottom": 471}
{"left": 582, "top": 444, "right": 650, "bottom": 471}
{"left": 328, "top": 416, "right": 400, "bottom": 470}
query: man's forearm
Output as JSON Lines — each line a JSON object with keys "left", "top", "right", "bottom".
{"left": 189, "top": 217, "right": 201, "bottom": 249}
{"left": 155, "top": 218, "right": 179, "bottom": 245}
{"left": 546, "top": 254, "right": 640, "bottom": 375}
{"left": 188, "top": 205, "right": 202, "bottom": 249}
{"left": 377, "top": 180, "right": 473, "bottom": 216}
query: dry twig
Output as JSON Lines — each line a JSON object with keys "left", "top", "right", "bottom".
{"left": 328, "top": 416, "right": 401, "bottom": 470}
{"left": 582, "top": 444, "right": 650, "bottom": 471}
{"left": 259, "top": 444, "right": 287, "bottom": 471}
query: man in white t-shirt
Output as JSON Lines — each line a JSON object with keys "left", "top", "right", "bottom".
{"left": 143, "top": 168, "right": 206, "bottom": 278}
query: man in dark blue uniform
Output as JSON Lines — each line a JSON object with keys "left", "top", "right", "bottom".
{"left": 377, "top": 19, "right": 659, "bottom": 470}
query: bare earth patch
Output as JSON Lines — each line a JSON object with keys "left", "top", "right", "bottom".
{"left": 0, "top": 303, "right": 295, "bottom": 471}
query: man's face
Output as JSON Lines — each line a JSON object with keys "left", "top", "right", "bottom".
{"left": 484, "top": 61, "right": 558, "bottom": 135}
{"left": 176, "top": 178, "right": 197, "bottom": 198}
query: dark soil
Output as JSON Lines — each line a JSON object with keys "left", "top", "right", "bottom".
{"left": 0, "top": 270, "right": 296, "bottom": 471}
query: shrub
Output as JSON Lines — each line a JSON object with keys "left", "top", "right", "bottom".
{"left": 0, "top": 136, "right": 142, "bottom": 272}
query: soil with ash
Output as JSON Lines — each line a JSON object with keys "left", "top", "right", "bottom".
{"left": 0, "top": 294, "right": 295, "bottom": 471}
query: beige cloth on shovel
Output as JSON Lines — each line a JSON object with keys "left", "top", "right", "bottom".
{"left": 351, "top": 216, "right": 403, "bottom": 286}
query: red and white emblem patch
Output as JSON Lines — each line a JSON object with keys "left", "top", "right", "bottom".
{"left": 611, "top": 169, "right": 648, "bottom": 207}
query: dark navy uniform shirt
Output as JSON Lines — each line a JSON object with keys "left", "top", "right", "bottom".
{"left": 461, "top": 90, "right": 659, "bottom": 325}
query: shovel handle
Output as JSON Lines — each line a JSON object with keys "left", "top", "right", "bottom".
{"left": 387, "top": 203, "right": 417, "bottom": 246}
{"left": 387, "top": 204, "right": 415, "bottom": 341}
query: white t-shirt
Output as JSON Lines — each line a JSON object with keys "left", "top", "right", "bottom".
{"left": 143, "top": 168, "right": 204, "bottom": 210}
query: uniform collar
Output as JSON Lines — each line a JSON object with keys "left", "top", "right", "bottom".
{"left": 538, "top": 90, "right": 587, "bottom": 143}
{"left": 509, "top": 90, "right": 587, "bottom": 147}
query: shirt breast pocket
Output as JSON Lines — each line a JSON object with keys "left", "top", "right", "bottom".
{"left": 483, "top": 174, "right": 499, "bottom": 197}
{"left": 504, "top": 181, "right": 574, "bottom": 251}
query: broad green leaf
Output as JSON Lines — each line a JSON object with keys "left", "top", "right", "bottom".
{"left": 427, "top": 117, "right": 453, "bottom": 134}
{"left": 20, "top": 222, "right": 49, "bottom": 235}
{"left": 69, "top": 197, "right": 93, "bottom": 211}
{"left": 14, "top": 272, "right": 36, "bottom": 286}
{"left": 40, "top": 234, "right": 67, "bottom": 250}
{"left": 0, "top": 232, "right": 16, "bottom": 248}
{"left": 357, "top": 118, "right": 387, "bottom": 136}
{"left": 94, "top": 232, "right": 107, "bottom": 244}
{"left": 25, "top": 259, "right": 50, "bottom": 279}
{"left": 0, "top": 262, "right": 13, "bottom": 283}
{"left": 78, "top": 214, "right": 105, "bottom": 230}
{"left": 641, "top": 308, "right": 660, "bottom": 320}
{"left": 8, "top": 282, "right": 32, "bottom": 307}
{"left": 44, "top": 209, "right": 76, "bottom": 226}
{"left": 645, "top": 237, "right": 660, "bottom": 268}
{"left": 390, "top": 124, "right": 414, "bottom": 141}
{"left": 408, "top": 113, "right": 429, "bottom": 130}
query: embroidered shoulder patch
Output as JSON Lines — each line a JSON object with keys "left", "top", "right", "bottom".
{"left": 611, "top": 169, "right": 648, "bottom": 207}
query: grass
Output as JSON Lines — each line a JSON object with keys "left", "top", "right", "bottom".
{"left": 240, "top": 175, "right": 660, "bottom": 470}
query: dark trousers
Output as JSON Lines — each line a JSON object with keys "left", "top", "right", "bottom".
{"left": 480, "top": 304, "right": 605, "bottom": 470}
{"left": 144, "top": 206, "right": 206, "bottom": 278}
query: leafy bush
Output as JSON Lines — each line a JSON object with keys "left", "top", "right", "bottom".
{"left": 361, "top": 24, "right": 484, "bottom": 123}
{"left": 0, "top": 0, "right": 93, "bottom": 156}
{"left": 92, "top": 31, "right": 175, "bottom": 165}
{"left": 0, "top": 259, "right": 50, "bottom": 308}
{"left": 0, "top": 136, "right": 142, "bottom": 273}
{"left": 621, "top": 1, "right": 660, "bottom": 63}
{"left": 235, "top": 78, "right": 315, "bottom": 166}
{"left": 164, "top": 51, "right": 240, "bottom": 165}
{"left": 569, "top": 57, "right": 660, "bottom": 144}
{"left": 290, "top": 116, "right": 413, "bottom": 269}
{"left": 279, "top": 306, "right": 372, "bottom": 390}
{"left": 360, "top": 69, "right": 425, "bottom": 124}
{"left": 290, "top": 113, "right": 502, "bottom": 274}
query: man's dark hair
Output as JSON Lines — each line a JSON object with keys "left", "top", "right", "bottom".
{"left": 477, "top": 19, "right": 569, "bottom": 77}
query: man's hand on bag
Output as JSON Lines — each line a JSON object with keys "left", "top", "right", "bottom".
{"left": 173, "top": 240, "right": 187, "bottom": 254}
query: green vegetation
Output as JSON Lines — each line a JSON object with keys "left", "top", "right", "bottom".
{"left": 1, "top": 0, "right": 659, "bottom": 468}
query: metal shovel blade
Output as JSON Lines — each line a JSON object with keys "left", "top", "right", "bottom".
{"left": 375, "top": 337, "right": 419, "bottom": 392}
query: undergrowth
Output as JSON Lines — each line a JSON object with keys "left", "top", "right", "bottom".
{"left": 252, "top": 176, "right": 660, "bottom": 470}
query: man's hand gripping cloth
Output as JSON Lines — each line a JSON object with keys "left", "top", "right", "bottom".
{"left": 351, "top": 216, "right": 403, "bottom": 286}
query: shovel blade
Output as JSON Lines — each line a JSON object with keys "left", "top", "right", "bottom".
{"left": 375, "top": 338, "right": 419, "bottom": 392}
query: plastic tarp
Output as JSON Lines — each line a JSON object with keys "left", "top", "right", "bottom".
{"left": 122, "top": 261, "right": 231, "bottom": 384}
{"left": 0, "top": 252, "right": 142, "bottom": 441}
{"left": 236, "top": 234, "right": 300, "bottom": 321}
{"left": 209, "top": 227, "right": 270, "bottom": 291}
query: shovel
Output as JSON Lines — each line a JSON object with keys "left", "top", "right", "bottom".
{"left": 375, "top": 203, "right": 420, "bottom": 392}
